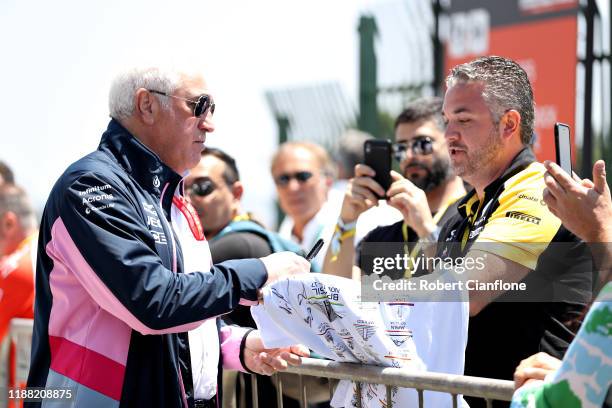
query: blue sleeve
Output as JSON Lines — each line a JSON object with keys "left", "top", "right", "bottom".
{"left": 51, "top": 171, "right": 267, "bottom": 334}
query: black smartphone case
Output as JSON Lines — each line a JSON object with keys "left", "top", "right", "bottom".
{"left": 364, "top": 139, "right": 392, "bottom": 198}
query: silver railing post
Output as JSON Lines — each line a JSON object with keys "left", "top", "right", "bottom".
{"left": 297, "top": 374, "right": 309, "bottom": 407}
{"left": 275, "top": 374, "right": 284, "bottom": 408}
{"left": 250, "top": 375, "right": 258, "bottom": 408}
{"left": 417, "top": 389, "right": 424, "bottom": 408}
{"left": 386, "top": 385, "right": 393, "bottom": 408}
{"left": 328, "top": 378, "right": 335, "bottom": 400}
{"left": 355, "top": 382, "right": 363, "bottom": 408}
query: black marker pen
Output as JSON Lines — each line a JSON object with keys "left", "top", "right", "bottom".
{"left": 305, "top": 238, "right": 324, "bottom": 262}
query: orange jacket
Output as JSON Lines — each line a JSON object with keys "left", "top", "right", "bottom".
{"left": 0, "top": 233, "right": 36, "bottom": 342}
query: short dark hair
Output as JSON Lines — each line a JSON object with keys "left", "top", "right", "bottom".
{"left": 394, "top": 96, "right": 445, "bottom": 132}
{"left": 446, "top": 56, "right": 534, "bottom": 145}
{"left": 0, "top": 160, "right": 15, "bottom": 184}
{"left": 202, "top": 147, "right": 240, "bottom": 185}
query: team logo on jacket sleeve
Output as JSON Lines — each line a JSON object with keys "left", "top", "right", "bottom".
{"left": 142, "top": 202, "right": 167, "bottom": 245}
{"left": 79, "top": 184, "right": 115, "bottom": 214}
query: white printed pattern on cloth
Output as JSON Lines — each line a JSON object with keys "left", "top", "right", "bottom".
{"left": 251, "top": 274, "right": 469, "bottom": 408}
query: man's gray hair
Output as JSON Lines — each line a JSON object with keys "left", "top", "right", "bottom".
{"left": 108, "top": 67, "right": 183, "bottom": 120}
{"left": 446, "top": 56, "right": 535, "bottom": 145}
{"left": 0, "top": 184, "right": 36, "bottom": 231}
{"left": 335, "top": 129, "right": 373, "bottom": 178}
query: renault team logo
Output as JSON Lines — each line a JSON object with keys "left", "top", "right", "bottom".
{"left": 505, "top": 211, "right": 541, "bottom": 225}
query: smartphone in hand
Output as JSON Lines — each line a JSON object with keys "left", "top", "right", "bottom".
{"left": 554, "top": 122, "right": 573, "bottom": 175}
{"left": 364, "top": 139, "right": 392, "bottom": 198}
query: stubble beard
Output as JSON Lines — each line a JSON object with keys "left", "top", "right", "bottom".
{"left": 452, "top": 128, "right": 502, "bottom": 180}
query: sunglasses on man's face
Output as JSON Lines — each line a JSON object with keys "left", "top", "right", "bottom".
{"left": 274, "top": 171, "right": 314, "bottom": 187}
{"left": 149, "top": 90, "right": 216, "bottom": 118}
{"left": 392, "top": 136, "right": 434, "bottom": 162}
{"left": 186, "top": 178, "right": 217, "bottom": 197}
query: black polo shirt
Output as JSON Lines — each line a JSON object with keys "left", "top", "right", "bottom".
{"left": 437, "top": 148, "right": 593, "bottom": 405}
{"left": 356, "top": 202, "right": 460, "bottom": 278}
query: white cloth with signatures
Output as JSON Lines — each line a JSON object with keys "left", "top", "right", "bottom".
{"left": 251, "top": 274, "right": 469, "bottom": 408}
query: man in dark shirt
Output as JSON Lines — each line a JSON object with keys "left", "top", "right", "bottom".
{"left": 437, "top": 56, "right": 593, "bottom": 407}
{"left": 184, "top": 147, "right": 311, "bottom": 408}
{"left": 322, "top": 96, "right": 466, "bottom": 279}
{"left": 185, "top": 147, "right": 276, "bottom": 326}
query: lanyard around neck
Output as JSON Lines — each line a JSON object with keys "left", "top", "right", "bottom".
{"left": 402, "top": 196, "right": 459, "bottom": 278}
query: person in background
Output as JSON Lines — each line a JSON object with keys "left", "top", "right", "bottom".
{"left": 185, "top": 147, "right": 311, "bottom": 408}
{"left": 0, "top": 161, "right": 16, "bottom": 260}
{"left": 323, "top": 96, "right": 465, "bottom": 279}
{"left": 0, "top": 184, "right": 37, "bottom": 343}
{"left": 329, "top": 129, "right": 373, "bottom": 204}
{"left": 272, "top": 141, "right": 336, "bottom": 271}
{"left": 186, "top": 147, "right": 304, "bottom": 327}
{"left": 329, "top": 129, "right": 403, "bottom": 247}
{"left": 511, "top": 160, "right": 611, "bottom": 408}
{"left": 0, "top": 161, "right": 15, "bottom": 186}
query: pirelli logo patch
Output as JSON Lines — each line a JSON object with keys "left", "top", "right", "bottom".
{"left": 505, "top": 211, "right": 541, "bottom": 225}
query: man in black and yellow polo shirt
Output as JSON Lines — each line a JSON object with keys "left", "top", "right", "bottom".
{"left": 440, "top": 56, "right": 593, "bottom": 407}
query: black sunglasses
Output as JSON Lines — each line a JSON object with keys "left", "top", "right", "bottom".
{"left": 274, "top": 171, "right": 314, "bottom": 187}
{"left": 149, "top": 90, "right": 216, "bottom": 118}
{"left": 186, "top": 178, "right": 216, "bottom": 197}
{"left": 392, "top": 136, "right": 434, "bottom": 162}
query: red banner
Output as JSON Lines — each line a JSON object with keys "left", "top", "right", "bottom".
{"left": 444, "top": 1, "right": 579, "bottom": 162}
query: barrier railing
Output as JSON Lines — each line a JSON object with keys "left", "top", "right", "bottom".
{"left": 1, "top": 319, "right": 33, "bottom": 408}
{"left": 1, "top": 320, "right": 516, "bottom": 408}
{"left": 0, "top": 333, "right": 8, "bottom": 408}
{"left": 246, "top": 358, "right": 515, "bottom": 408}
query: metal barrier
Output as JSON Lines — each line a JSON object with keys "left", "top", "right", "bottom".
{"left": 246, "top": 358, "right": 515, "bottom": 408}
{"left": 1, "top": 318, "right": 34, "bottom": 408}
{"left": 0, "top": 333, "right": 9, "bottom": 408}
{"left": 1, "top": 319, "right": 516, "bottom": 408}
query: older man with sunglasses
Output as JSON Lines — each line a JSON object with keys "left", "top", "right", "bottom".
{"left": 26, "top": 65, "right": 309, "bottom": 408}
{"left": 271, "top": 141, "right": 338, "bottom": 272}
{"left": 323, "top": 96, "right": 466, "bottom": 278}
